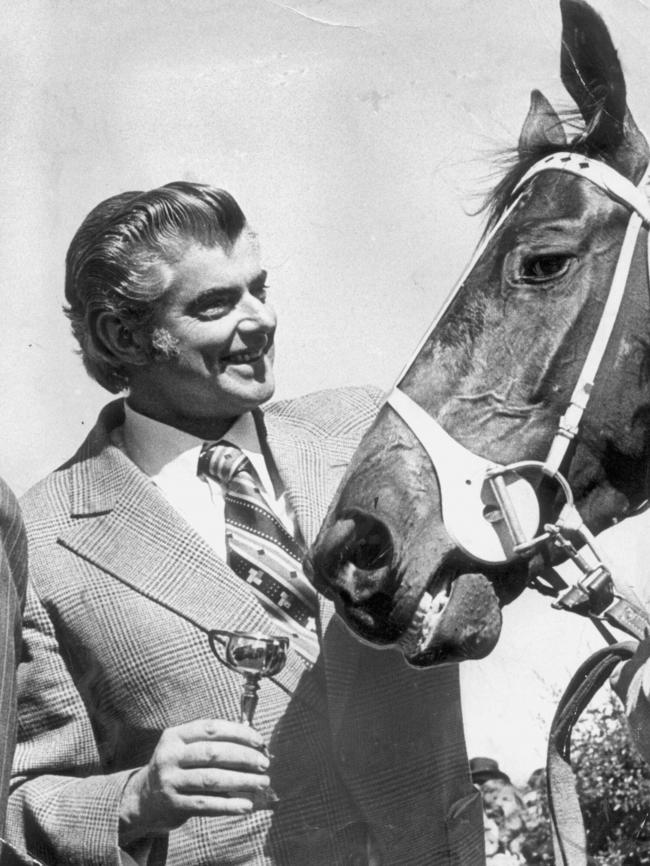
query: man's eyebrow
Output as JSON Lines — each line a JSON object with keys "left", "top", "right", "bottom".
{"left": 186, "top": 270, "right": 268, "bottom": 311}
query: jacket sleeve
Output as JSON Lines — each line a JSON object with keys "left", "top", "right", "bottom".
{"left": 6, "top": 582, "right": 164, "bottom": 866}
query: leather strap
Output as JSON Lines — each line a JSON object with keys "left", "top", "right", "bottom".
{"left": 547, "top": 641, "right": 638, "bottom": 866}
{"left": 544, "top": 209, "right": 644, "bottom": 475}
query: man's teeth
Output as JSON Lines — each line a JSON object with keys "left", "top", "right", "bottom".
{"left": 226, "top": 351, "right": 262, "bottom": 363}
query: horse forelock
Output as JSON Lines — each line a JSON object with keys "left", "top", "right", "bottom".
{"left": 480, "top": 108, "right": 632, "bottom": 234}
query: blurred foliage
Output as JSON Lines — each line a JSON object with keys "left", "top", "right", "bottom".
{"left": 482, "top": 692, "right": 650, "bottom": 864}
{"left": 517, "top": 786, "right": 554, "bottom": 865}
{"left": 573, "top": 693, "right": 650, "bottom": 865}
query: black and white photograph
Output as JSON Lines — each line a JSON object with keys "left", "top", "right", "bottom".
{"left": 2, "top": 1, "right": 650, "bottom": 863}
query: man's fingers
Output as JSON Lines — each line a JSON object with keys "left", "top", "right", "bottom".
{"left": 177, "top": 768, "right": 270, "bottom": 794}
{"left": 119, "top": 721, "right": 271, "bottom": 842}
{"left": 170, "top": 719, "right": 265, "bottom": 748}
{"left": 177, "top": 741, "right": 269, "bottom": 772}
{"left": 174, "top": 794, "right": 256, "bottom": 816}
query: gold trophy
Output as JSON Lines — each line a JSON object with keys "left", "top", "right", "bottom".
{"left": 207, "top": 629, "right": 289, "bottom": 726}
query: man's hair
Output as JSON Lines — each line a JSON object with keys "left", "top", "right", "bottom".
{"left": 64, "top": 181, "right": 247, "bottom": 393}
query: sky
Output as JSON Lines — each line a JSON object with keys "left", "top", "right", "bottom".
{"left": 2, "top": 0, "right": 650, "bottom": 783}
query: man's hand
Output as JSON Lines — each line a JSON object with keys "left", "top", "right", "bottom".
{"left": 118, "top": 719, "right": 271, "bottom": 845}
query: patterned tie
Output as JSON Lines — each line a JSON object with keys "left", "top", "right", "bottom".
{"left": 198, "top": 441, "right": 319, "bottom": 664}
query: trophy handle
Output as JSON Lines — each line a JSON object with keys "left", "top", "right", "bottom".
{"left": 207, "top": 630, "right": 237, "bottom": 671}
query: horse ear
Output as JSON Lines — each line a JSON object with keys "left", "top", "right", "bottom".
{"left": 560, "top": 0, "right": 649, "bottom": 183}
{"left": 518, "top": 90, "right": 567, "bottom": 156}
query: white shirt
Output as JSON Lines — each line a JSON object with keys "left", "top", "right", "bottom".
{"left": 116, "top": 402, "right": 297, "bottom": 561}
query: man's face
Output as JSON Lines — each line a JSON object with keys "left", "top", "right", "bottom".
{"left": 480, "top": 779, "right": 509, "bottom": 815}
{"left": 130, "top": 232, "right": 277, "bottom": 432}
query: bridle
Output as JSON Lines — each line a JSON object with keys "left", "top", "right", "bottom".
{"left": 386, "top": 151, "right": 650, "bottom": 642}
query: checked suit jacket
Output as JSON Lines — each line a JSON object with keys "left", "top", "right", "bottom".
{"left": 6, "top": 387, "right": 483, "bottom": 866}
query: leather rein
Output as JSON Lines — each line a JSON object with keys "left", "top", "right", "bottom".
{"left": 385, "top": 151, "right": 650, "bottom": 643}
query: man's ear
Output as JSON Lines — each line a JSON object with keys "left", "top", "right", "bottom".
{"left": 93, "top": 312, "right": 150, "bottom": 366}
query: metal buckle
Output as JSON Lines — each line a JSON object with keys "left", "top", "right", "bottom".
{"left": 484, "top": 460, "right": 577, "bottom": 557}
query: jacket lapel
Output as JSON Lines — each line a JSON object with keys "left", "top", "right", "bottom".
{"left": 263, "top": 411, "right": 342, "bottom": 633}
{"left": 262, "top": 408, "right": 364, "bottom": 547}
{"left": 263, "top": 410, "right": 362, "bottom": 734}
{"left": 58, "top": 407, "right": 318, "bottom": 711}
{"left": 262, "top": 412, "right": 336, "bottom": 548}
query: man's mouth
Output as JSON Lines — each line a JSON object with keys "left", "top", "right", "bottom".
{"left": 221, "top": 347, "right": 267, "bottom": 366}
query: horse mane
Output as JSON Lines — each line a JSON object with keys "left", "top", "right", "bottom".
{"left": 481, "top": 107, "right": 623, "bottom": 234}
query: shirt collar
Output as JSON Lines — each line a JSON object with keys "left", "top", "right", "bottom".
{"left": 121, "top": 402, "right": 271, "bottom": 489}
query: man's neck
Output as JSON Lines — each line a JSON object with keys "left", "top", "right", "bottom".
{"left": 125, "top": 397, "right": 240, "bottom": 442}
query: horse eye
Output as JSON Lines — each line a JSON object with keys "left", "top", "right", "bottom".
{"left": 520, "top": 254, "right": 571, "bottom": 283}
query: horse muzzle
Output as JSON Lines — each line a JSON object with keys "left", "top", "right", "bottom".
{"left": 306, "top": 507, "right": 520, "bottom": 665}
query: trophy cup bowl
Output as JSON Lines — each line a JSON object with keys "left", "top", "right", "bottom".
{"left": 208, "top": 630, "right": 289, "bottom": 726}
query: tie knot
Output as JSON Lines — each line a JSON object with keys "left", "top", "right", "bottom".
{"left": 199, "top": 441, "right": 251, "bottom": 486}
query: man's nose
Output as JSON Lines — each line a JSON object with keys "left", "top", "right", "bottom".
{"left": 237, "top": 295, "right": 276, "bottom": 334}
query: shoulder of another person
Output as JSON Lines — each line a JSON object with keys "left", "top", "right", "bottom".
{"left": 0, "top": 476, "right": 21, "bottom": 524}
{"left": 0, "top": 476, "right": 27, "bottom": 601}
{"left": 265, "top": 385, "right": 383, "bottom": 433}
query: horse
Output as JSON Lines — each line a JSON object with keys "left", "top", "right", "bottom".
{"left": 306, "top": 0, "right": 650, "bottom": 668}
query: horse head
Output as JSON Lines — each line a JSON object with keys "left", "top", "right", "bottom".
{"left": 307, "top": 0, "right": 650, "bottom": 666}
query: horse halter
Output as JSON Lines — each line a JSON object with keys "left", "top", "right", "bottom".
{"left": 386, "top": 151, "right": 650, "bottom": 641}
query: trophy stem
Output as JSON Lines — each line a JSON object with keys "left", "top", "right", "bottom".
{"left": 240, "top": 674, "right": 261, "bottom": 726}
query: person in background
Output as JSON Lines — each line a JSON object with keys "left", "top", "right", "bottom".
{"left": 471, "top": 758, "right": 528, "bottom": 864}
{"left": 469, "top": 756, "right": 511, "bottom": 788}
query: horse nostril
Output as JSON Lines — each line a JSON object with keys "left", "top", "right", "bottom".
{"left": 342, "top": 511, "right": 394, "bottom": 572}
{"left": 309, "top": 510, "right": 398, "bottom": 605}
{"left": 338, "top": 588, "right": 354, "bottom": 607}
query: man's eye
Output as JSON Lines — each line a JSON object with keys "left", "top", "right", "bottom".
{"left": 519, "top": 254, "right": 571, "bottom": 283}
{"left": 197, "top": 302, "right": 229, "bottom": 319}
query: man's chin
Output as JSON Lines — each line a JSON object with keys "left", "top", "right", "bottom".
{"left": 220, "top": 376, "right": 276, "bottom": 414}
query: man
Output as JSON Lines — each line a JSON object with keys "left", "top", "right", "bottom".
{"left": 0, "top": 479, "right": 28, "bottom": 864}
{"left": 469, "top": 757, "right": 511, "bottom": 788}
{"left": 7, "top": 182, "right": 483, "bottom": 865}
